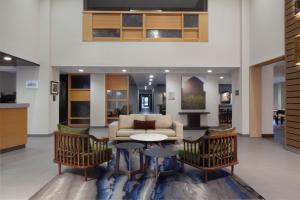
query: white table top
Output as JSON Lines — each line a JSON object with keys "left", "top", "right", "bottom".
{"left": 130, "top": 133, "right": 168, "bottom": 142}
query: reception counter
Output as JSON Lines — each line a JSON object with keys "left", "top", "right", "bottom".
{"left": 0, "top": 103, "right": 29, "bottom": 153}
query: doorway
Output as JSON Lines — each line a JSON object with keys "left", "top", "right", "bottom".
{"left": 139, "top": 93, "right": 153, "bottom": 113}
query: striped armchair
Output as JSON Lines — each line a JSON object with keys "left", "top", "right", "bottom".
{"left": 178, "top": 128, "right": 238, "bottom": 182}
{"left": 53, "top": 131, "right": 112, "bottom": 181}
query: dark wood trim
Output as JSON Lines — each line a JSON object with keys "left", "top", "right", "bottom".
{"left": 250, "top": 56, "right": 285, "bottom": 68}
{"left": 262, "top": 134, "right": 274, "bottom": 138}
{"left": 0, "top": 144, "right": 25, "bottom": 154}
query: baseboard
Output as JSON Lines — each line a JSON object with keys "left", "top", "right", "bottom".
{"left": 284, "top": 145, "right": 300, "bottom": 155}
{"left": 238, "top": 133, "right": 250, "bottom": 137}
{"left": 262, "top": 134, "right": 274, "bottom": 138}
{"left": 28, "top": 133, "right": 53, "bottom": 137}
{"left": 89, "top": 126, "right": 106, "bottom": 128}
{"left": 0, "top": 144, "right": 25, "bottom": 154}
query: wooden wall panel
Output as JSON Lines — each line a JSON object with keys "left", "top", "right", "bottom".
{"left": 82, "top": 13, "right": 93, "bottom": 41}
{"left": 145, "top": 14, "right": 182, "bottom": 29}
{"left": 249, "top": 66, "right": 262, "bottom": 137}
{"left": 106, "top": 75, "right": 129, "bottom": 90}
{"left": 93, "top": 13, "right": 121, "bottom": 28}
{"left": 285, "top": 0, "right": 300, "bottom": 151}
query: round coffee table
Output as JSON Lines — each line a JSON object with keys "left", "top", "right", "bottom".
{"left": 130, "top": 133, "right": 168, "bottom": 147}
{"left": 143, "top": 147, "right": 178, "bottom": 180}
{"left": 114, "top": 142, "right": 145, "bottom": 179}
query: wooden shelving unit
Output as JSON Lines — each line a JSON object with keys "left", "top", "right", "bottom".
{"left": 68, "top": 74, "right": 90, "bottom": 127}
{"left": 105, "top": 74, "right": 129, "bottom": 125}
{"left": 83, "top": 11, "right": 208, "bottom": 42}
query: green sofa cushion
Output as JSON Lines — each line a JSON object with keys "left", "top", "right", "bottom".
{"left": 57, "top": 124, "right": 89, "bottom": 134}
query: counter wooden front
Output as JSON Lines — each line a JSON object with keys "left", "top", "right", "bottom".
{"left": 0, "top": 104, "right": 29, "bottom": 152}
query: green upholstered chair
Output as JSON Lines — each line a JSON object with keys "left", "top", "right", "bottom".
{"left": 178, "top": 128, "right": 238, "bottom": 182}
{"left": 54, "top": 124, "right": 112, "bottom": 181}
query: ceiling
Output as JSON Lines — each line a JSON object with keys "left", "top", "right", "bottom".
{"left": 58, "top": 66, "right": 236, "bottom": 89}
{"left": 0, "top": 51, "right": 39, "bottom": 67}
{"left": 58, "top": 66, "right": 236, "bottom": 74}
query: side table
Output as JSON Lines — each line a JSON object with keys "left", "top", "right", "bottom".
{"left": 114, "top": 142, "right": 145, "bottom": 179}
{"left": 144, "top": 147, "right": 178, "bottom": 180}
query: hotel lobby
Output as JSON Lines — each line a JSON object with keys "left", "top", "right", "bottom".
{"left": 1, "top": 0, "right": 300, "bottom": 200}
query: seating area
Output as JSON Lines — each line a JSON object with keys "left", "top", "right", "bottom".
{"left": 55, "top": 122, "right": 237, "bottom": 183}
{"left": 1, "top": 0, "right": 300, "bottom": 199}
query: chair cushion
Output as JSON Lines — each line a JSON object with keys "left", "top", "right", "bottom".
{"left": 206, "top": 127, "right": 236, "bottom": 136}
{"left": 119, "top": 115, "right": 134, "bottom": 129}
{"left": 57, "top": 124, "right": 89, "bottom": 134}
{"left": 146, "top": 114, "right": 172, "bottom": 129}
{"left": 133, "top": 120, "right": 155, "bottom": 130}
{"left": 130, "top": 114, "right": 146, "bottom": 121}
{"left": 119, "top": 115, "right": 146, "bottom": 129}
{"left": 117, "top": 129, "right": 146, "bottom": 137}
{"left": 146, "top": 129, "right": 176, "bottom": 136}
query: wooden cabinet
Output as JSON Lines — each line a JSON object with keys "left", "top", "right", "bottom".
{"left": 83, "top": 11, "right": 208, "bottom": 42}
{"left": 106, "top": 75, "right": 129, "bottom": 125}
{"left": 68, "top": 74, "right": 91, "bottom": 126}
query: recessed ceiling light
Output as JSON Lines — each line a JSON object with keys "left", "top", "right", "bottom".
{"left": 149, "top": 78, "right": 153, "bottom": 82}
{"left": 78, "top": 69, "right": 84, "bottom": 73}
{"left": 144, "top": 86, "right": 148, "bottom": 90}
{"left": 220, "top": 76, "right": 224, "bottom": 79}
{"left": 149, "top": 75, "right": 154, "bottom": 78}
{"left": 122, "top": 69, "right": 127, "bottom": 73}
{"left": 207, "top": 69, "right": 213, "bottom": 73}
{"left": 3, "top": 56, "right": 12, "bottom": 61}
{"left": 164, "top": 69, "right": 170, "bottom": 73}
{"left": 148, "top": 82, "right": 152, "bottom": 86}
{"left": 296, "top": 62, "right": 300, "bottom": 66}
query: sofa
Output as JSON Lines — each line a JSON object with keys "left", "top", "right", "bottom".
{"left": 109, "top": 114, "right": 183, "bottom": 141}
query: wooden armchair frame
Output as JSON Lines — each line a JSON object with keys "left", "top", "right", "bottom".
{"left": 179, "top": 132, "right": 238, "bottom": 182}
{"left": 53, "top": 131, "right": 112, "bottom": 181}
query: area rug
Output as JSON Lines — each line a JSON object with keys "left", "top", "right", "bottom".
{"left": 96, "top": 147, "right": 264, "bottom": 200}
{"left": 30, "top": 145, "right": 264, "bottom": 200}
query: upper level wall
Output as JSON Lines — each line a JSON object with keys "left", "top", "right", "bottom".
{"left": 249, "top": 0, "right": 285, "bottom": 65}
{"left": 51, "top": 0, "right": 241, "bottom": 68}
{"left": 0, "top": 0, "right": 39, "bottom": 63}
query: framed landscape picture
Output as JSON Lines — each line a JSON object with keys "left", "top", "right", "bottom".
{"left": 181, "top": 76, "right": 206, "bottom": 109}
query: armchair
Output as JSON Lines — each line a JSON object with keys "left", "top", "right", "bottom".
{"left": 178, "top": 128, "right": 238, "bottom": 182}
{"left": 53, "top": 131, "right": 112, "bottom": 181}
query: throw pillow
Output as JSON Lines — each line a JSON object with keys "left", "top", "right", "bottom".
{"left": 133, "top": 120, "right": 155, "bottom": 130}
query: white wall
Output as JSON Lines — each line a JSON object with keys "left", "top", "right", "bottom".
{"left": 51, "top": 0, "right": 241, "bottom": 68}
{"left": 16, "top": 0, "right": 59, "bottom": 135}
{"left": 90, "top": 74, "right": 106, "bottom": 126}
{"left": 231, "top": 68, "right": 242, "bottom": 133}
{"left": 0, "top": 72, "right": 16, "bottom": 94}
{"left": 261, "top": 65, "right": 274, "bottom": 135}
{"left": 166, "top": 74, "right": 230, "bottom": 127}
{"left": 0, "top": 0, "right": 39, "bottom": 63}
{"left": 250, "top": 0, "right": 285, "bottom": 65}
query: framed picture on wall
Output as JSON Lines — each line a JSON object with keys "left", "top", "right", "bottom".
{"left": 181, "top": 76, "right": 206, "bottom": 109}
{"left": 50, "top": 81, "right": 59, "bottom": 95}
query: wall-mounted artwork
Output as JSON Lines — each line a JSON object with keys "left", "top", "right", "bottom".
{"left": 181, "top": 76, "right": 206, "bottom": 109}
{"left": 219, "top": 84, "right": 232, "bottom": 104}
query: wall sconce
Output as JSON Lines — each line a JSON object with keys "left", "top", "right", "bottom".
{"left": 296, "top": 0, "right": 300, "bottom": 16}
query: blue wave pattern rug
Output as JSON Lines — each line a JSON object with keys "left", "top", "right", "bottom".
{"left": 96, "top": 146, "right": 264, "bottom": 200}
